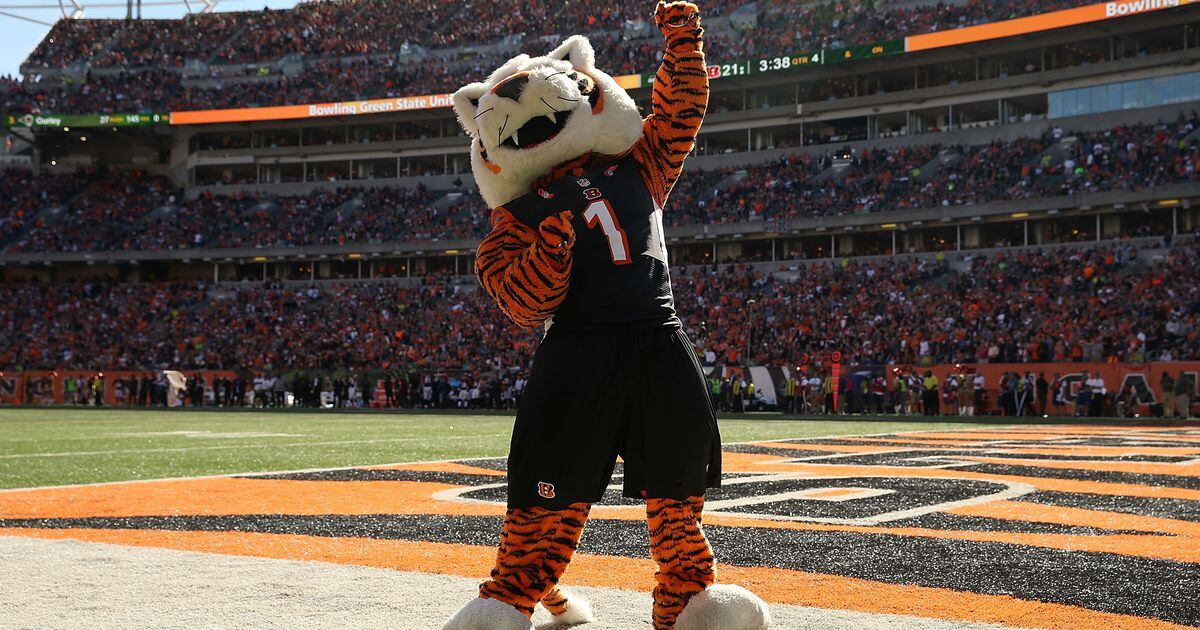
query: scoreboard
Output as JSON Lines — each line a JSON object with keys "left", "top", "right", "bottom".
{"left": 684, "top": 39, "right": 904, "bottom": 83}
{"left": 6, "top": 112, "right": 166, "bottom": 129}
{"left": 707, "top": 51, "right": 823, "bottom": 79}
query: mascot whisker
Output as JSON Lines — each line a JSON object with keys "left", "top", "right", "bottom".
{"left": 443, "top": 3, "right": 771, "bottom": 629}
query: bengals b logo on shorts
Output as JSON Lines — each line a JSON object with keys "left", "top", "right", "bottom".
{"left": 537, "top": 482, "right": 556, "bottom": 499}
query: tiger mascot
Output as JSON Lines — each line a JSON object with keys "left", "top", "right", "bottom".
{"left": 443, "top": 2, "right": 770, "bottom": 629}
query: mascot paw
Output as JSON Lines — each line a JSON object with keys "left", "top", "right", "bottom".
{"left": 541, "top": 588, "right": 596, "bottom": 627}
{"left": 442, "top": 597, "right": 533, "bottom": 630}
{"left": 538, "top": 211, "right": 576, "bottom": 253}
{"left": 655, "top": 1, "right": 701, "bottom": 31}
{"left": 675, "top": 584, "right": 771, "bottom": 630}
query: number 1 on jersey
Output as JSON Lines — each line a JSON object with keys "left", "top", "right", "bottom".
{"left": 582, "top": 199, "right": 632, "bottom": 265}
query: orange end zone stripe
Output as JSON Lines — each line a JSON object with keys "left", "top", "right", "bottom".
{"left": 2, "top": 470, "right": 1193, "bottom": 561}
{"left": 906, "top": 0, "right": 1198, "bottom": 52}
{"left": 2, "top": 528, "right": 1188, "bottom": 630}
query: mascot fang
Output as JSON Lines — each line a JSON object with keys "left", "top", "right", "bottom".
{"left": 443, "top": 3, "right": 770, "bottom": 629}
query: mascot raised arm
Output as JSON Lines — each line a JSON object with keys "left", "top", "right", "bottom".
{"left": 444, "top": 3, "right": 770, "bottom": 629}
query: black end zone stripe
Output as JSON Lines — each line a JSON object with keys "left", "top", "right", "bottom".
{"left": 1020, "top": 491, "right": 1200, "bottom": 523}
{"left": 1, "top": 514, "right": 1195, "bottom": 625}
{"left": 963, "top": 463, "right": 1200, "bottom": 491}
{"left": 892, "top": 512, "right": 1161, "bottom": 536}
{"left": 454, "top": 458, "right": 509, "bottom": 472}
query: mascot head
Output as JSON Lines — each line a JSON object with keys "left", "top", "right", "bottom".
{"left": 453, "top": 35, "right": 644, "bottom": 209}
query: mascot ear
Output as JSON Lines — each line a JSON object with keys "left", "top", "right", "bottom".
{"left": 453, "top": 82, "right": 489, "bottom": 138}
{"left": 547, "top": 35, "right": 596, "bottom": 71}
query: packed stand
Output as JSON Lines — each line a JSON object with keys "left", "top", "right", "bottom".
{"left": 8, "top": 0, "right": 1088, "bottom": 114}
{"left": 7, "top": 117, "right": 1200, "bottom": 253}
{"left": 0, "top": 168, "right": 96, "bottom": 246}
{"left": 0, "top": 276, "right": 539, "bottom": 377}
{"left": 675, "top": 242, "right": 1200, "bottom": 369}
{"left": 2, "top": 242, "right": 1197, "bottom": 375}
{"left": 670, "top": 117, "right": 1200, "bottom": 225}
{"left": 1, "top": 176, "right": 489, "bottom": 253}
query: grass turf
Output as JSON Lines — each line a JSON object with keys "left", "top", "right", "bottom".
{"left": 0, "top": 408, "right": 995, "bottom": 489}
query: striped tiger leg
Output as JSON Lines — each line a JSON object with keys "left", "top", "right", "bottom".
{"left": 646, "top": 496, "right": 715, "bottom": 630}
{"left": 479, "top": 503, "right": 592, "bottom": 617}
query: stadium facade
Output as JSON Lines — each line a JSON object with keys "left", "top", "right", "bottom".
{"left": 1, "top": 0, "right": 1197, "bottom": 281}
{"left": 1, "top": 0, "right": 1199, "bottom": 413}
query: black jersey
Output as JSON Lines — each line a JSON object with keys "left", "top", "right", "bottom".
{"left": 503, "top": 153, "right": 679, "bottom": 331}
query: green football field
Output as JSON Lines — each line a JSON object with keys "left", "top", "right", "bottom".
{"left": 0, "top": 408, "right": 999, "bottom": 489}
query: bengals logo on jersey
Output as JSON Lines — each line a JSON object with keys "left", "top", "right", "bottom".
{"left": 537, "top": 481, "right": 556, "bottom": 499}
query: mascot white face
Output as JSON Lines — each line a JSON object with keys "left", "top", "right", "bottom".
{"left": 453, "top": 35, "right": 644, "bottom": 209}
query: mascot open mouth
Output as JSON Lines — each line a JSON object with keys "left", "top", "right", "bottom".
{"left": 500, "top": 109, "right": 573, "bottom": 150}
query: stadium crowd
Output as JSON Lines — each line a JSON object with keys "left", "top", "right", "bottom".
{"left": 2, "top": 243, "right": 1196, "bottom": 378}
{"left": 4, "top": 118, "right": 1200, "bottom": 253}
{"left": 2, "top": 177, "right": 486, "bottom": 253}
{"left": 5, "top": 0, "right": 1086, "bottom": 114}
{"left": 677, "top": 242, "right": 1200, "bottom": 369}
{"left": 0, "top": 275, "right": 540, "bottom": 386}
{"left": 672, "top": 117, "right": 1200, "bottom": 225}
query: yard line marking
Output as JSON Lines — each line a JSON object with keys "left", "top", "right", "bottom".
{"left": 0, "top": 435, "right": 504, "bottom": 460}
{"left": 107, "top": 431, "right": 314, "bottom": 439}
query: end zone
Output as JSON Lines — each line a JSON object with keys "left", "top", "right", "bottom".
{"left": 1, "top": 424, "right": 1197, "bottom": 628}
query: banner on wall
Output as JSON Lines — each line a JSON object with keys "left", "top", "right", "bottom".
{"left": 874, "top": 362, "right": 1199, "bottom": 415}
{"left": 905, "top": 0, "right": 1197, "bottom": 52}
{"left": 1, "top": 362, "right": 1196, "bottom": 412}
{"left": 0, "top": 370, "right": 241, "bottom": 407}
{"left": 716, "top": 361, "right": 1198, "bottom": 415}
{"left": 0, "top": 372, "right": 19, "bottom": 405}
{"left": 169, "top": 93, "right": 455, "bottom": 125}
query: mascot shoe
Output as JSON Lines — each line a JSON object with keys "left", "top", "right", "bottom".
{"left": 541, "top": 587, "right": 596, "bottom": 626}
{"left": 441, "top": 597, "right": 533, "bottom": 630}
{"left": 675, "top": 584, "right": 772, "bottom": 630}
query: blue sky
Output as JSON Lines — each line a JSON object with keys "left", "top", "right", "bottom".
{"left": 0, "top": 0, "right": 299, "bottom": 77}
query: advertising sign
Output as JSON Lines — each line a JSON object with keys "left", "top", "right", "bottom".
{"left": 906, "top": 0, "right": 1196, "bottom": 52}
{"left": 169, "top": 93, "right": 455, "bottom": 125}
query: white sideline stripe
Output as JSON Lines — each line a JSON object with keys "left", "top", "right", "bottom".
{"left": 0, "top": 435, "right": 502, "bottom": 460}
{"left": 0, "top": 424, "right": 1023, "bottom": 493}
{"left": 0, "top": 536, "right": 1030, "bottom": 630}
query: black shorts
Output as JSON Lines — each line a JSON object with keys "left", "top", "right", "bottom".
{"left": 506, "top": 327, "right": 722, "bottom": 509}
